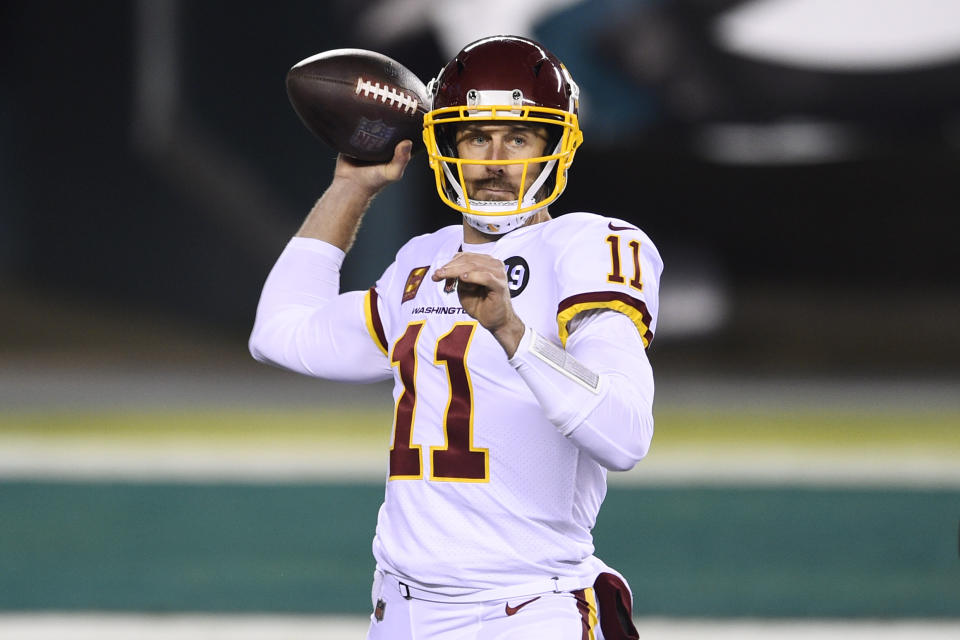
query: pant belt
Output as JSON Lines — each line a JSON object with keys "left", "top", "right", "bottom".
{"left": 390, "top": 573, "right": 587, "bottom": 604}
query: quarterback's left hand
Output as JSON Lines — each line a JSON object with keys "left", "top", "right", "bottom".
{"left": 433, "top": 253, "right": 525, "bottom": 357}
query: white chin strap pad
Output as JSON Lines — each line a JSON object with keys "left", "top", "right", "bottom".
{"left": 462, "top": 209, "right": 535, "bottom": 235}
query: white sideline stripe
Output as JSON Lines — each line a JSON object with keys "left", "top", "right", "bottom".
{"left": 612, "top": 449, "right": 960, "bottom": 488}
{"left": 1, "top": 437, "right": 959, "bottom": 486}
{"left": 0, "top": 439, "right": 387, "bottom": 483}
{"left": 0, "top": 614, "right": 958, "bottom": 639}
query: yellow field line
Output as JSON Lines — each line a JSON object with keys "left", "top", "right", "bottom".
{"left": 0, "top": 407, "right": 957, "bottom": 451}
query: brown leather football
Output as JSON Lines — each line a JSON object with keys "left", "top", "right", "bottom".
{"left": 286, "top": 49, "right": 429, "bottom": 162}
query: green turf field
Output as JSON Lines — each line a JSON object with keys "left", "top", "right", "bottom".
{"left": 1, "top": 481, "right": 958, "bottom": 617}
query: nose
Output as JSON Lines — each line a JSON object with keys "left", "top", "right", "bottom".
{"left": 485, "top": 141, "right": 506, "bottom": 174}
{"left": 485, "top": 162, "right": 505, "bottom": 176}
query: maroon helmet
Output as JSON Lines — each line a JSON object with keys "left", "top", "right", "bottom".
{"left": 423, "top": 36, "right": 583, "bottom": 234}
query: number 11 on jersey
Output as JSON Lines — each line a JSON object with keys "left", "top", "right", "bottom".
{"left": 606, "top": 234, "right": 643, "bottom": 291}
{"left": 389, "top": 322, "right": 489, "bottom": 482}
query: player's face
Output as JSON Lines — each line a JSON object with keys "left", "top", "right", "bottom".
{"left": 454, "top": 123, "right": 550, "bottom": 201}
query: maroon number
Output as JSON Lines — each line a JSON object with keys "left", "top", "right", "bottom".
{"left": 389, "top": 322, "right": 424, "bottom": 479}
{"left": 607, "top": 235, "right": 643, "bottom": 291}
{"left": 606, "top": 234, "right": 625, "bottom": 284}
{"left": 628, "top": 239, "right": 643, "bottom": 291}
{"left": 431, "top": 323, "right": 488, "bottom": 482}
{"left": 388, "top": 322, "right": 488, "bottom": 482}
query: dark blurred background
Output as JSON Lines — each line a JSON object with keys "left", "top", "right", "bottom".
{"left": 2, "top": 0, "right": 959, "bottom": 375}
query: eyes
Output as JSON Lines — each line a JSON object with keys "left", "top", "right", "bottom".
{"left": 453, "top": 125, "right": 549, "bottom": 159}
{"left": 465, "top": 132, "right": 529, "bottom": 147}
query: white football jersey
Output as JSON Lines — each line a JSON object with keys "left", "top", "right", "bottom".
{"left": 360, "top": 212, "right": 662, "bottom": 593}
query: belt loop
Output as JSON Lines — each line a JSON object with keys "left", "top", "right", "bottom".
{"left": 551, "top": 576, "right": 561, "bottom": 593}
{"left": 399, "top": 581, "right": 412, "bottom": 600}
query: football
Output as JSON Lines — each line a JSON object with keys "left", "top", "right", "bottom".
{"left": 286, "top": 49, "right": 429, "bottom": 162}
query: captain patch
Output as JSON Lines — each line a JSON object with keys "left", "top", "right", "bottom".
{"left": 402, "top": 266, "right": 430, "bottom": 302}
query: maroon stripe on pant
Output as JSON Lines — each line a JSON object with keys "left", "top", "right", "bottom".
{"left": 571, "top": 589, "right": 593, "bottom": 640}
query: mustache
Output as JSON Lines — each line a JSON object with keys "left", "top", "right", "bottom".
{"left": 473, "top": 177, "right": 518, "bottom": 193}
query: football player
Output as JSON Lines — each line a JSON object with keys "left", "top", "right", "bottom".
{"left": 250, "top": 35, "right": 662, "bottom": 639}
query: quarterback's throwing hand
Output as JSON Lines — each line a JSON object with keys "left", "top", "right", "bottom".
{"left": 433, "top": 253, "right": 525, "bottom": 357}
{"left": 334, "top": 139, "right": 413, "bottom": 194}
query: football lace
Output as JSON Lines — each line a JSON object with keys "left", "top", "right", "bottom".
{"left": 355, "top": 77, "right": 419, "bottom": 115}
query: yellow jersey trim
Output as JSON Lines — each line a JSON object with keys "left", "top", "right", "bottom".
{"left": 364, "top": 288, "right": 389, "bottom": 356}
{"left": 556, "top": 292, "right": 653, "bottom": 349}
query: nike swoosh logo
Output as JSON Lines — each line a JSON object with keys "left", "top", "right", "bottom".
{"left": 608, "top": 222, "right": 638, "bottom": 231}
{"left": 504, "top": 596, "right": 541, "bottom": 616}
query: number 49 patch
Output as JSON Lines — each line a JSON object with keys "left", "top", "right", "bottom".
{"left": 503, "top": 256, "right": 529, "bottom": 297}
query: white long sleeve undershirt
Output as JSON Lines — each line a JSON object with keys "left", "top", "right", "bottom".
{"left": 249, "top": 238, "right": 391, "bottom": 382}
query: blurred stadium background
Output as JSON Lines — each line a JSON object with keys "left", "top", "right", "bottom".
{"left": 2, "top": 0, "right": 959, "bottom": 637}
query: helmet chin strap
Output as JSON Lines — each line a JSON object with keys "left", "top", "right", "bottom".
{"left": 462, "top": 209, "right": 537, "bottom": 235}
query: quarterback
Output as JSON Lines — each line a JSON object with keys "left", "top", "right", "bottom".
{"left": 250, "top": 36, "right": 662, "bottom": 639}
